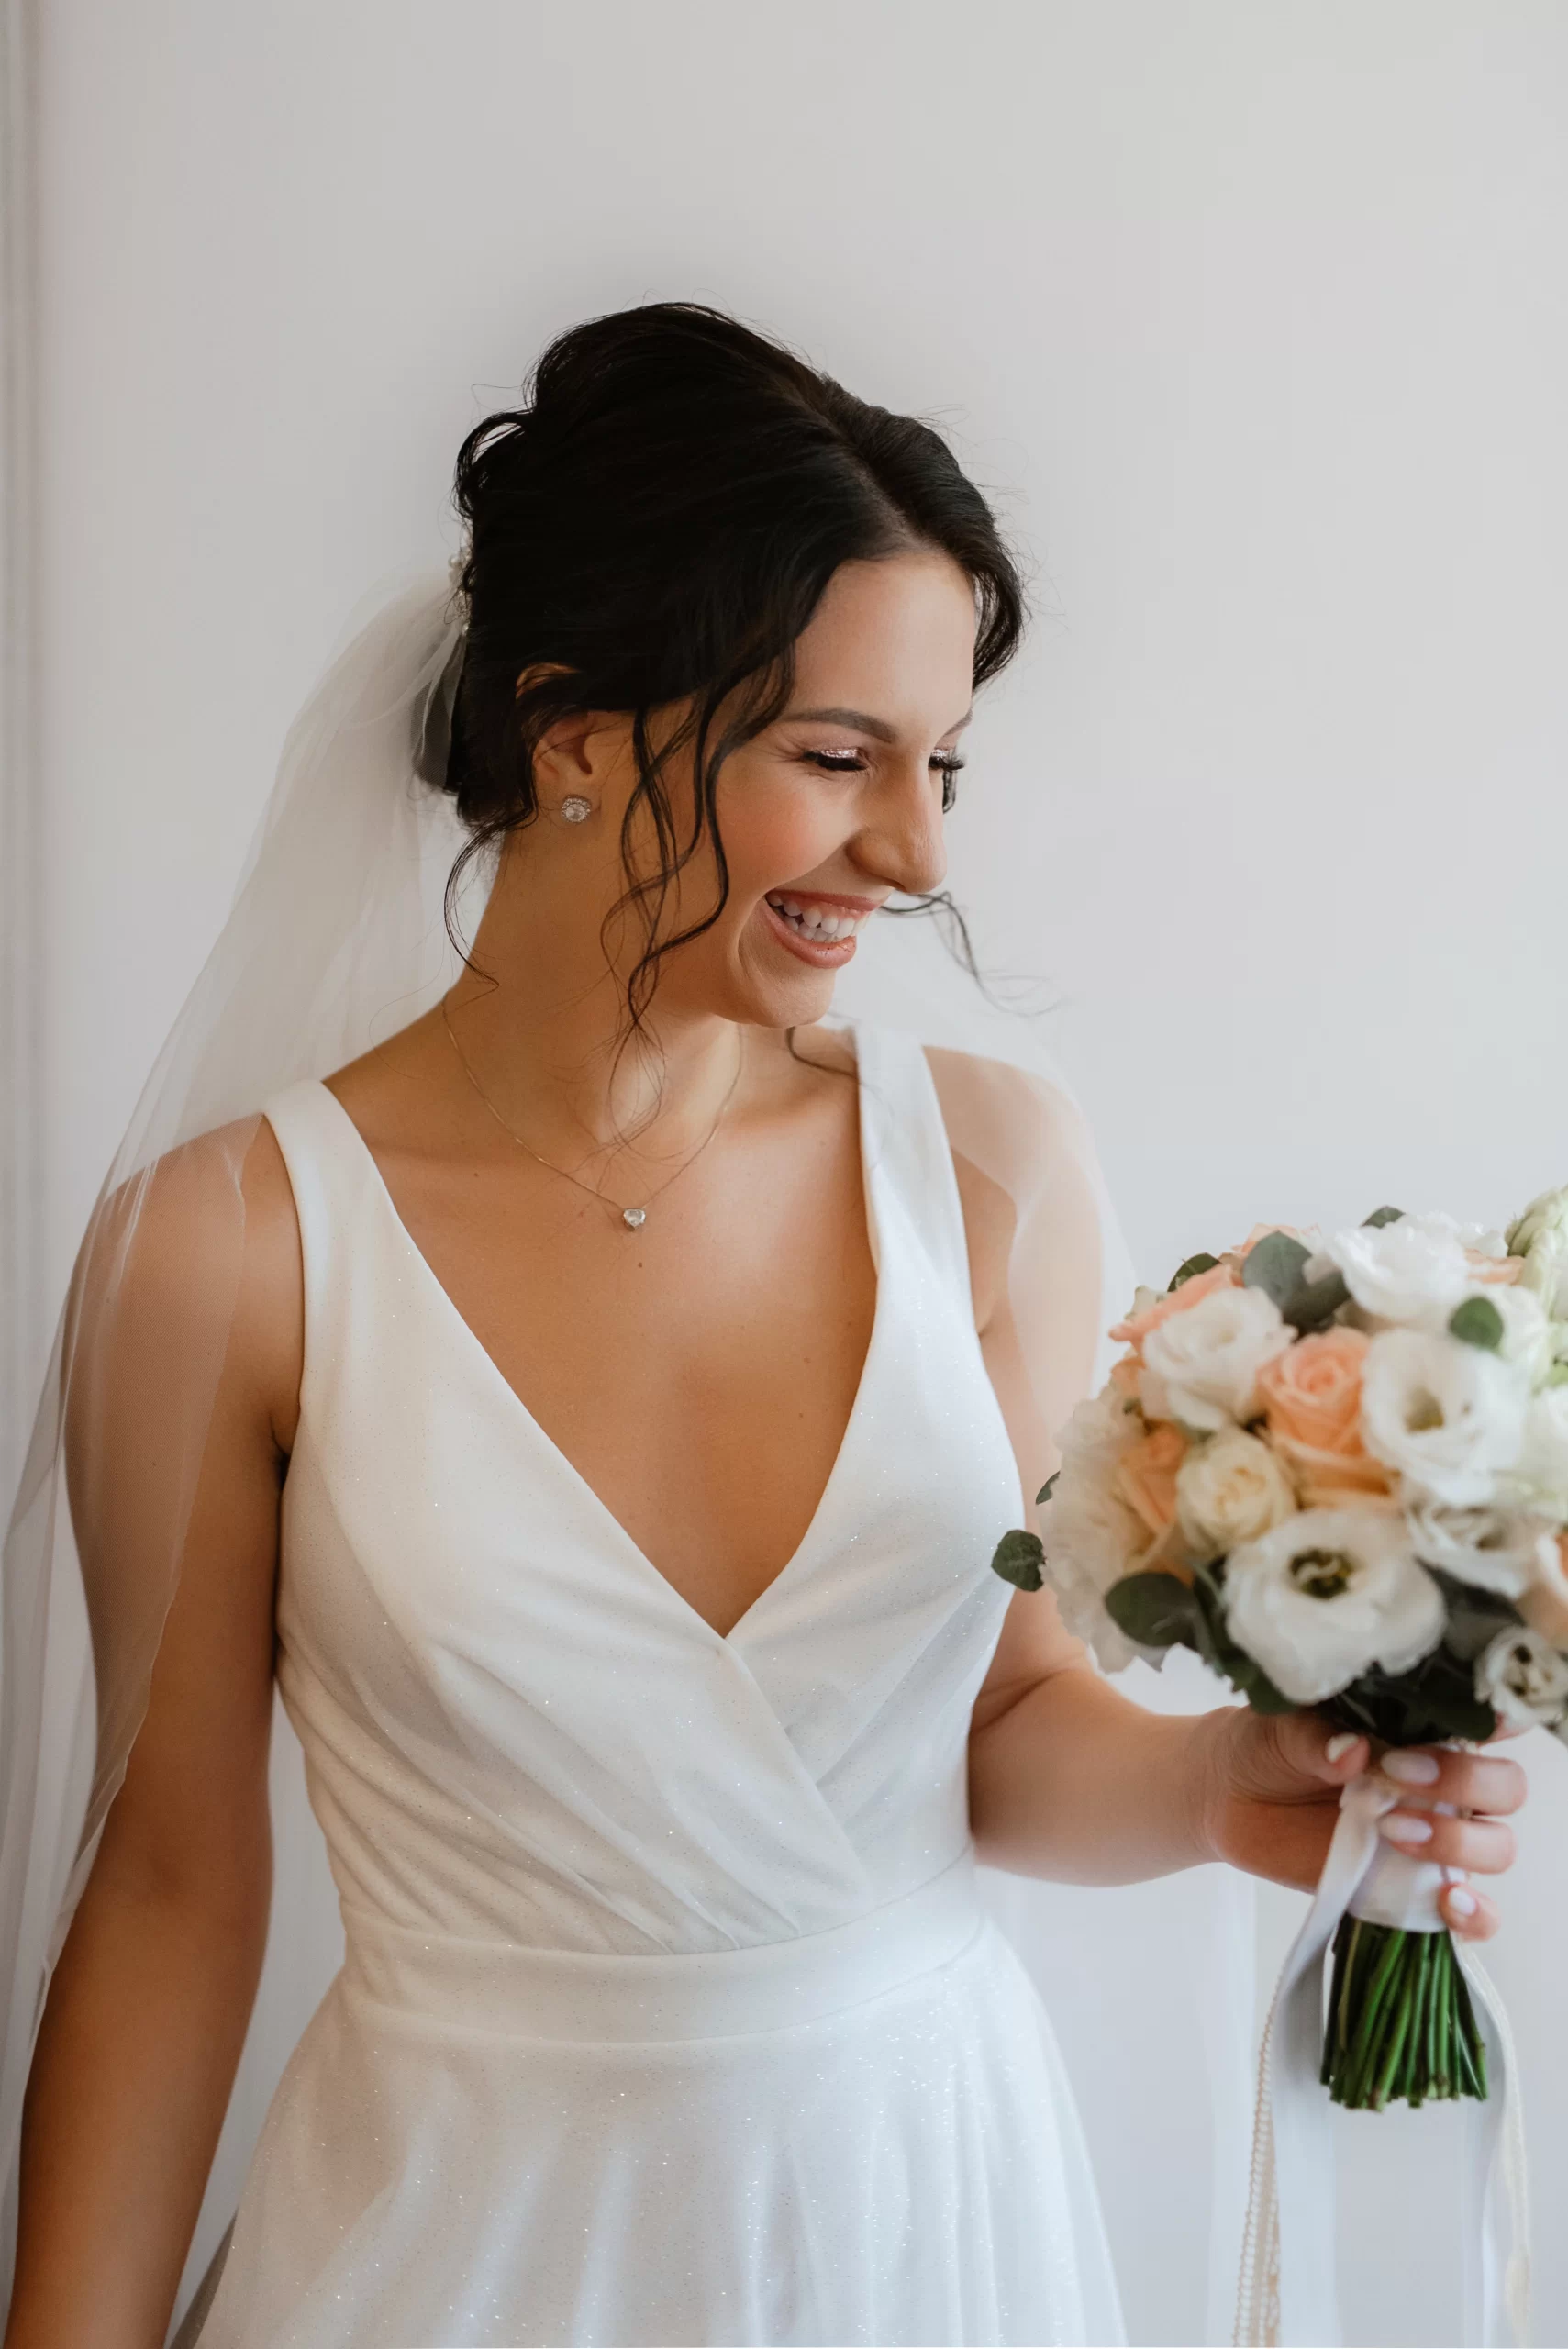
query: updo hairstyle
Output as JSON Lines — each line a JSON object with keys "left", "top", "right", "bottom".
{"left": 442, "top": 303, "right": 1026, "bottom": 1018}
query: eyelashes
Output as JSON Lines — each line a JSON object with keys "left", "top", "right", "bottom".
{"left": 802, "top": 750, "right": 966, "bottom": 810}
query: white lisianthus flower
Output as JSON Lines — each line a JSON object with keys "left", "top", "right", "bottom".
{"left": 1323, "top": 1212, "right": 1482, "bottom": 1330}
{"left": 1176, "top": 1427, "right": 1297, "bottom": 1559}
{"left": 1474, "top": 1624, "right": 1568, "bottom": 1731}
{"left": 1140, "top": 1286, "right": 1293, "bottom": 1432}
{"left": 1222, "top": 1508, "right": 1444, "bottom": 1704}
{"left": 1497, "top": 1385, "right": 1568, "bottom": 1516}
{"left": 1405, "top": 1499, "right": 1558, "bottom": 1598}
{"left": 1479, "top": 1283, "right": 1556, "bottom": 1388}
{"left": 1361, "top": 1329, "right": 1528, "bottom": 1505}
{"left": 1508, "top": 1186, "right": 1568, "bottom": 1319}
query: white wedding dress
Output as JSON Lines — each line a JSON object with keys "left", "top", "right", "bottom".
{"left": 193, "top": 1019, "right": 1124, "bottom": 2349}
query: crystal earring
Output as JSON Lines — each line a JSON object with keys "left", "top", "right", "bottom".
{"left": 560, "top": 795, "right": 593, "bottom": 824}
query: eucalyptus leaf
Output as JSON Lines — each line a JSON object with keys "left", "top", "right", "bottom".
{"left": 1037, "top": 1473, "right": 1059, "bottom": 1508}
{"left": 1283, "top": 1270, "right": 1351, "bottom": 1332}
{"left": 1240, "top": 1671, "right": 1298, "bottom": 1717}
{"left": 1241, "top": 1232, "right": 1312, "bottom": 1309}
{"left": 990, "top": 1528, "right": 1045, "bottom": 1592}
{"left": 1104, "top": 1571, "right": 1200, "bottom": 1650}
{"left": 1170, "top": 1252, "right": 1220, "bottom": 1291}
{"left": 1324, "top": 1646, "right": 1498, "bottom": 1746}
{"left": 1362, "top": 1206, "right": 1406, "bottom": 1229}
{"left": 1449, "top": 1296, "right": 1505, "bottom": 1352}
{"left": 1189, "top": 1564, "right": 1296, "bottom": 1710}
{"left": 1429, "top": 1567, "right": 1525, "bottom": 1662}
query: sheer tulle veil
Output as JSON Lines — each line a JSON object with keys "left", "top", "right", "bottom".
{"left": 0, "top": 571, "right": 1251, "bottom": 2329}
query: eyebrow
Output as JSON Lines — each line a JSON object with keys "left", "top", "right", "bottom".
{"left": 782, "top": 703, "right": 973, "bottom": 742}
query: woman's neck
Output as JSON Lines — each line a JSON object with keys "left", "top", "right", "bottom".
{"left": 443, "top": 846, "right": 746, "bottom": 1164}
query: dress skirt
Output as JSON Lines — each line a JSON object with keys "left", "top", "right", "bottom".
{"left": 195, "top": 1853, "right": 1124, "bottom": 2347}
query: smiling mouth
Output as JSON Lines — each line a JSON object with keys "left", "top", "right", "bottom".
{"left": 763, "top": 892, "right": 875, "bottom": 941}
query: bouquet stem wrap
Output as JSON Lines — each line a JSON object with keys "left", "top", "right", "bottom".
{"left": 1234, "top": 1775, "right": 1531, "bottom": 2348}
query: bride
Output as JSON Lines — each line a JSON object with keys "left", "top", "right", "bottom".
{"left": 2, "top": 303, "right": 1523, "bottom": 2349}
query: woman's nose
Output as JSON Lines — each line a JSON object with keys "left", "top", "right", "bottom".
{"left": 859, "top": 769, "right": 948, "bottom": 898}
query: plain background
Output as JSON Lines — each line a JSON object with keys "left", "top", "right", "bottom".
{"left": 23, "top": 3, "right": 1568, "bottom": 2342}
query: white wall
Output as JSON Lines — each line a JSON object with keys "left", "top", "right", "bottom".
{"left": 34, "top": 4, "right": 1568, "bottom": 2343}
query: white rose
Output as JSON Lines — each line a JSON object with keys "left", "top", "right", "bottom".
{"left": 1474, "top": 1623, "right": 1568, "bottom": 1731}
{"left": 1140, "top": 1286, "right": 1293, "bottom": 1432}
{"left": 1052, "top": 1382, "right": 1143, "bottom": 1475}
{"left": 1324, "top": 1212, "right": 1482, "bottom": 1330}
{"left": 1222, "top": 1508, "right": 1445, "bottom": 1704}
{"left": 1508, "top": 1186, "right": 1568, "bottom": 1319}
{"left": 1404, "top": 1499, "right": 1558, "bottom": 1599}
{"left": 1361, "top": 1328, "right": 1528, "bottom": 1505}
{"left": 1039, "top": 1473, "right": 1156, "bottom": 1675}
{"left": 1497, "top": 1385, "right": 1568, "bottom": 1516}
{"left": 1176, "top": 1428, "right": 1298, "bottom": 1559}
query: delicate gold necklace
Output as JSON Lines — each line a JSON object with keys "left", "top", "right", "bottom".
{"left": 440, "top": 997, "right": 745, "bottom": 1232}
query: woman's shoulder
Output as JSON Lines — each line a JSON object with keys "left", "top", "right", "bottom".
{"left": 917, "top": 1041, "right": 1094, "bottom": 1190}
{"left": 70, "top": 1114, "right": 304, "bottom": 1450}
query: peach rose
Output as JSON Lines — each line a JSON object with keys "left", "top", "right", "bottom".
{"left": 1255, "top": 1327, "right": 1395, "bottom": 1504}
{"left": 1109, "top": 1262, "right": 1239, "bottom": 1353}
{"left": 1519, "top": 1532, "right": 1568, "bottom": 1648}
{"left": 1114, "top": 1421, "right": 1188, "bottom": 1539}
{"left": 1108, "top": 1354, "right": 1143, "bottom": 1401}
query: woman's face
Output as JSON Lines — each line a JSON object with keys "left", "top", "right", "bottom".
{"left": 643, "top": 547, "right": 980, "bottom": 1029}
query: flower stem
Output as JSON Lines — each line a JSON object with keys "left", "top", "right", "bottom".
{"left": 1322, "top": 1918, "right": 1486, "bottom": 2110}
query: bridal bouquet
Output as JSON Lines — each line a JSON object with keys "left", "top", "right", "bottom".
{"left": 992, "top": 1189, "right": 1568, "bottom": 2111}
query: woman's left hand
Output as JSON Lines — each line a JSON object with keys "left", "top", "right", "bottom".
{"left": 1195, "top": 1707, "right": 1528, "bottom": 1942}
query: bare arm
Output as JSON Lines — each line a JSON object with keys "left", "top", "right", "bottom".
{"left": 5, "top": 1122, "right": 302, "bottom": 2349}
{"left": 929, "top": 1050, "right": 1524, "bottom": 1923}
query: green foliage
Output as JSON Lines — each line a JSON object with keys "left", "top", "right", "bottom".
{"left": 990, "top": 1528, "right": 1044, "bottom": 1591}
{"left": 1236, "top": 1229, "right": 1351, "bottom": 1331}
{"left": 1190, "top": 1564, "right": 1296, "bottom": 1711}
{"left": 1282, "top": 1270, "right": 1351, "bottom": 1333}
{"left": 1103, "top": 1572, "right": 1199, "bottom": 1649}
{"left": 1036, "top": 1473, "right": 1059, "bottom": 1507}
{"left": 1321, "top": 1642, "right": 1497, "bottom": 1746}
{"left": 1448, "top": 1296, "right": 1505, "bottom": 1352}
{"left": 1241, "top": 1232, "right": 1312, "bottom": 1308}
{"left": 1169, "top": 1252, "right": 1220, "bottom": 1290}
{"left": 1429, "top": 1567, "right": 1524, "bottom": 1663}
{"left": 1362, "top": 1205, "right": 1406, "bottom": 1228}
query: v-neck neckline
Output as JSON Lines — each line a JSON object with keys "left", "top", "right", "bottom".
{"left": 307, "top": 1022, "right": 886, "bottom": 1649}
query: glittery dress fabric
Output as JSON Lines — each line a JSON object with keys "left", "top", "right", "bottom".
{"left": 195, "top": 1020, "right": 1124, "bottom": 2349}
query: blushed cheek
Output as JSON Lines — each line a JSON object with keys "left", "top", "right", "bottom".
{"left": 718, "top": 782, "right": 846, "bottom": 896}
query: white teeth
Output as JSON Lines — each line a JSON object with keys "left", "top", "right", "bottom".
{"left": 766, "top": 894, "right": 866, "bottom": 943}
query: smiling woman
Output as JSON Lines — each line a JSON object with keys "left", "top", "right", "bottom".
{"left": 0, "top": 304, "right": 1524, "bottom": 2349}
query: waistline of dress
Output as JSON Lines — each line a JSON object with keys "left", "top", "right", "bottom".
{"left": 338, "top": 1846, "right": 987, "bottom": 2044}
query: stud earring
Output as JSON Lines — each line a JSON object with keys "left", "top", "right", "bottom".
{"left": 560, "top": 795, "right": 593, "bottom": 824}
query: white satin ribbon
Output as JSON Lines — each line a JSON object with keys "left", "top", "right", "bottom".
{"left": 1234, "top": 1773, "right": 1531, "bottom": 2348}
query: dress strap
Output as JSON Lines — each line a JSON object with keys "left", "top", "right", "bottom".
{"left": 851, "top": 1021, "right": 975, "bottom": 1321}
{"left": 261, "top": 1078, "right": 391, "bottom": 1414}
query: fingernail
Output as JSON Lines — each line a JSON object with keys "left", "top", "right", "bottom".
{"left": 1446, "top": 1886, "right": 1478, "bottom": 1917}
{"left": 1383, "top": 1751, "right": 1440, "bottom": 1785}
{"left": 1325, "top": 1732, "right": 1360, "bottom": 1764}
{"left": 1379, "top": 1811, "right": 1434, "bottom": 1845}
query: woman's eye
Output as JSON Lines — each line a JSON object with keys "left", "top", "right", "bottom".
{"left": 800, "top": 748, "right": 965, "bottom": 809}
{"left": 934, "top": 756, "right": 966, "bottom": 811}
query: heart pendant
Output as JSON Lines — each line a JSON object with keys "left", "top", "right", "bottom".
{"left": 622, "top": 1206, "right": 647, "bottom": 1230}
